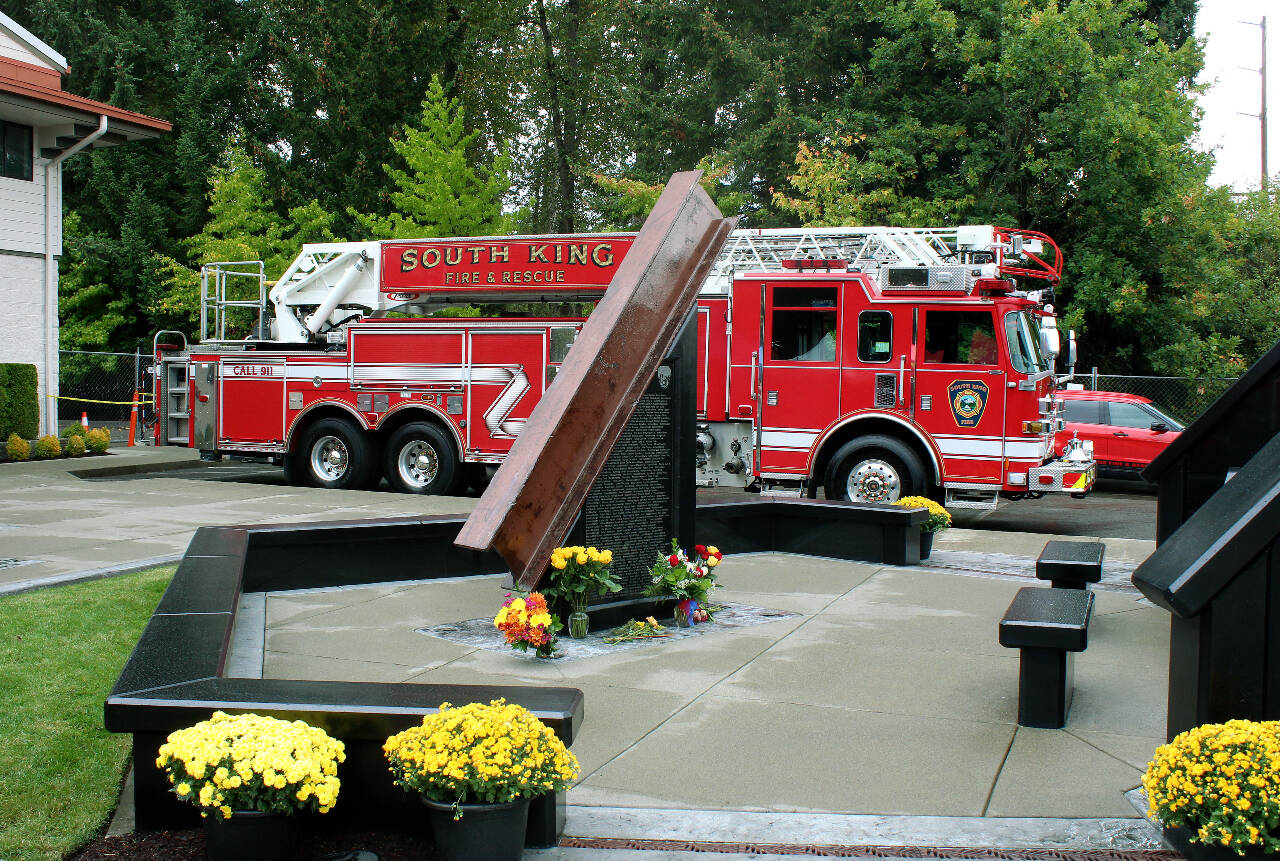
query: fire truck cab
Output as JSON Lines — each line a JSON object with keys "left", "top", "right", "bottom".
{"left": 696, "top": 261, "right": 1083, "bottom": 508}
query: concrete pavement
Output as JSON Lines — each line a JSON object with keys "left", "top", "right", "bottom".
{"left": 0, "top": 446, "right": 479, "bottom": 593}
{"left": 0, "top": 447, "right": 1173, "bottom": 856}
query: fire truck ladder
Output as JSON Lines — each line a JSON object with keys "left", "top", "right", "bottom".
{"left": 201, "top": 261, "right": 268, "bottom": 342}
{"left": 701, "top": 226, "right": 1060, "bottom": 294}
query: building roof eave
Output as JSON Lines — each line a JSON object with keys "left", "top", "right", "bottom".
{"left": 0, "top": 11, "right": 68, "bottom": 73}
{"left": 0, "top": 74, "right": 172, "bottom": 142}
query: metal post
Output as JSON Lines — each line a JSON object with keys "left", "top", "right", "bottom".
{"left": 1091, "top": 367, "right": 1098, "bottom": 390}
{"left": 1242, "top": 17, "right": 1269, "bottom": 189}
{"left": 1262, "top": 17, "right": 1268, "bottom": 188}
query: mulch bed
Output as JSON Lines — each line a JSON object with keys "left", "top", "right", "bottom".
{"left": 66, "top": 828, "right": 441, "bottom": 860}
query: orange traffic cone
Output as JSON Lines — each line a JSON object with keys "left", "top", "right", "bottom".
{"left": 81, "top": 412, "right": 89, "bottom": 430}
{"left": 127, "top": 391, "right": 139, "bottom": 447}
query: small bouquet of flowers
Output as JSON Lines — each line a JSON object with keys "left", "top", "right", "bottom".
{"left": 544, "top": 544, "right": 621, "bottom": 637}
{"left": 494, "top": 592, "right": 561, "bottom": 658}
{"left": 603, "top": 616, "right": 669, "bottom": 644}
{"left": 645, "top": 539, "right": 724, "bottom": 626}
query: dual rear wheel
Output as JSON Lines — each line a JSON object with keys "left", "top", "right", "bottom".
{"left": 297, "top": 418, "right": 458, "bottom": 494}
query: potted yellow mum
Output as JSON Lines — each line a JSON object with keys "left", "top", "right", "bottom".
{"left": 892, "top": 495, "right": 951, "bottom": 560}
{"left": 384, "top": 698, "right": 580, "bottom": 861}
{"left": 155, "top": 711, "right": 345, "bottom": 861}
{"left": 1143, "top": 719, "right": 1280, "bottom": 859}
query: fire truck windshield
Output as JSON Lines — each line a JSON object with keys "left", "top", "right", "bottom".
{"left": 1004, "top": 311, "right": 1049, "bottom": 374}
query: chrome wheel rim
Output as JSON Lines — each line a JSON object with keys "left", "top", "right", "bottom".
{"left": 310, "top": 434, "right": 349, "bottom": 481}
{"left": 396, "top": 439, "right": 439, "bottom": 488}
{"left": 845, "top": 457, "right": 902, "bottom": 503}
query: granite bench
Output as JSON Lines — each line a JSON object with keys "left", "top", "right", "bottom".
{"left": 1035, "top": 539, "right": 1104, "bottom": 590}
{"left": 998, "top": 586, "right": 1094, "bottom": 728}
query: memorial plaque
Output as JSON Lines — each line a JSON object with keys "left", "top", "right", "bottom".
{"left": 565, "top": 314, "right": 697, "bottom": 604}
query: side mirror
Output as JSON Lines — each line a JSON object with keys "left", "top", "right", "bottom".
{"left": 1150, "top": 422, "right": 1169, "bottom": 434}
{"left": 1040, "top": 327, "right": 1060, "bottom": 359}
{"left": 1066, "top": 331, "right": 1077, "bottom": 370}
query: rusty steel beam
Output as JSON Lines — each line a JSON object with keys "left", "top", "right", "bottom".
{"left": 454, "top": 171, "right": 735, "bottom": 588}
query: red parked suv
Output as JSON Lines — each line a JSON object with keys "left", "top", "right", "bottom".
{"left": 1056, "top": 389, "right": 1184, "bottom": 478}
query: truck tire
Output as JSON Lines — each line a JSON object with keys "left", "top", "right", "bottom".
{"left": 300, "top": 418, "right": 376, "bottom": 490}
{"left": 824, "top": 434, "right": 926, "bottom": 503}
{"left": 383, "top": 423, "right": 458, "bottom": 495}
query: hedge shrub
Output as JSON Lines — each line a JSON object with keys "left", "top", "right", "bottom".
{"left": 66, "top": 435, "right": 86, "bottom": 456}
{"left": 35, "top": 435, "right": 61, "bottom": 459}
{"left": 6, "top": 433, "right": 29, "bottom": 461}
{"left": 86, "top": 428, "right": 110, "bottom": 453}
{"left": 62, "top": 424, "right": 87, "bottom": 439}
{"left": 0, "top": 364, "right": 38, "bottom": 441}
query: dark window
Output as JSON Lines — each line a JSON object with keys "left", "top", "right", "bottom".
{"left": 770, "top": 286, "right": 837, "bottom": 362}
{"left": 858, "top": 310, "right": 893, "bottom": 363}
{"left": 773, "top": 286, "right": 837, "bottom": 308}
{"left": 1, "top": 122, "right": 34, "bottom": 181}
{"left": 922, "top": 310, "right": 997, "bottom": 365}
{"left": 1061, "top": 399, "right": 1103, "bottom": 424}
{"left": 1107, "top": 401, "right": 1157, "bottom": 430}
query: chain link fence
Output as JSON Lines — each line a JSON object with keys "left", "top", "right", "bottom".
{"left": 57, "top": 350, "right": 153, "bottom": 433}
{"left": 1074, "top": 369, "right": 1237, "bottom": 425}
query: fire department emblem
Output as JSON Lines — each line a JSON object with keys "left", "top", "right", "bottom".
{"left": 947, "top": 380, "right": 989, "bottom": 428}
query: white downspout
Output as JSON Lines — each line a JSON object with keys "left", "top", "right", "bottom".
{"left": 41, "top": 114, "right": 109, "bottom": 436}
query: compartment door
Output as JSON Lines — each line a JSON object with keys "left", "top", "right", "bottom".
{"left": 219, "top": 358, "right": 286, "bottom": 445}
{"left": 466, "top": 331, "right": 546, "bottom": 456}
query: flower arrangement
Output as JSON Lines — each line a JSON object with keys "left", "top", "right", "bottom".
{"left": 893, "top": 496, "right": 951, "bottom": 532}
{"left": 1142, "top": 719, "right": 1280, "bottom": 854}
{"left": 494, "top": 592, "right": 561, "bottom": 658}
{"left": 543, "top": 545, "right": 621, "bottom": 636}
{"left": 155, "top": 711, "right": 345, "bottom": 819}
{"left": 646, "top": 540, "right": 724, "bottom": 624}
{"left": 383, "top": 698, "right": 580, "bottom": 818}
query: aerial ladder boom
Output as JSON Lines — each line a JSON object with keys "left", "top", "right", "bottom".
{"left": 206, "top": 225, "right": 1061, "bottom": 345}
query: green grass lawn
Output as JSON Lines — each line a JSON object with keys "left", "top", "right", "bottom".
{"left": 0, "top": 567, "right": 174, "bottom": 861}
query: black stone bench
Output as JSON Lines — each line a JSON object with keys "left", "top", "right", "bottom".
{"left": 998, "top": 586, "right": 1094, "bottom": 728}
{"left": 1035, "top": 540, "right": 1104, "bottom": 590}
{"left": 105, "top": 517, "right": 582, "bottom": 847}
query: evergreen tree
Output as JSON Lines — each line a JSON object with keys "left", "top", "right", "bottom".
{"left": 349, "top": 77, "right": 519, "bottom": 239}
{"left": 250, "top": 0, "right": 464, "bottom": 230}
{"left": 149, "top": 146, "right": 337, "bottom": 335}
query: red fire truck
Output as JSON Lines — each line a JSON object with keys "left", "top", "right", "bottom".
{"left": 153, "top": 226, "right": 1095, "bottom": 509}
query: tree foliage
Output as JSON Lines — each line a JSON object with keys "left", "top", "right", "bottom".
{"left": 350, "top": 77, "right": 519, "bottom": 239}
{"left": 772, "top": 0, "right": 1216, "bottom": 373}
{"left": 147, "top": 146, "right": 337, "bottom": 335}
{"left": 29, "top": 0, "right": 1278, "bottom": 379}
